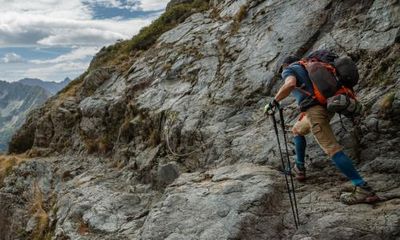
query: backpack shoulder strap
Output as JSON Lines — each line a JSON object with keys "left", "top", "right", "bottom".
{"left": 300, "top": 59, "right": 337, "bottom": 74}
{"left": 336, "top": 86, "right": 356, "bottom": 99}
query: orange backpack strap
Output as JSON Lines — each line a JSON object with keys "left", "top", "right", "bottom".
{"left": 295, "top": 84, "right": 328, "bottom": 106}
{"left": 298, "top": 60, "right": 307, "bottom": 68}
{"left": 300, "top": 59, "right": 336, "bottom": 74}
{"left": 312, "top": 83, "right": 328, "bottom": 104}
{"left": 320, "top": 62, "right": 336, "bottom": 74}
{"left": 336, "top": 86, "right": 356, "bottom": 99}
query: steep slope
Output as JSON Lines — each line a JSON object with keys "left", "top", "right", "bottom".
{"left": 3, "top": 0, "right": 400, "bottom": 239}
{"left": 18, "top": 77, "right": 72, "bottom": 95}
{"left": 0, "top": 81, "right": 51, "bottom": 152}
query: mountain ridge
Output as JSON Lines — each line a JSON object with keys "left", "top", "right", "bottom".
{"left": 0, "top": 77, "right": 71, "bottom": 152}
{"left": 0, "top": 80, "right": 51, "bottom": 152}
{"left": 2, "top": 0, "right": 400, "bottom": 239}
{"left": 18, "top": 77, "right": 72, "bottom": 95}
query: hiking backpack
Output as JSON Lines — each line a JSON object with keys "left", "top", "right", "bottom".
{"left": 305, "top": 50, "right": 360, "bottom": 88}
{"left": 306, "top": 49, "right": 338, "bottom": 66}
{"left": 334, "top": 56, "right": 359, "bottom": 88}
{"left": 298, "top": 50, "right": 362, "bottom": 117}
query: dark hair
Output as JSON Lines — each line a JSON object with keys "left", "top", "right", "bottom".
{"left": 278, "top": 55, "right": 300, "bottom": 73}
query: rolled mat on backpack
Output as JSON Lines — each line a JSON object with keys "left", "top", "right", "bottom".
{"left": 327, "top": 94, "right": 363, "bottom": 117}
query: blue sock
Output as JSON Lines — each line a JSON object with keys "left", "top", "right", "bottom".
{"left": 331, "top": 151, "right": 365, "bottom": 186}
{"left": 293, "top": 135, "right": 306, "bottom": 170}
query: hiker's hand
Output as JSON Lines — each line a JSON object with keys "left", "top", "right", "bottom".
{"left": 264, "top": 99, "right": 279, "bottom": 115}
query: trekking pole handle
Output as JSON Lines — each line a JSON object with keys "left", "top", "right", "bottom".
{"left": 265, "top": 99, "right": 281, "bottom": 115}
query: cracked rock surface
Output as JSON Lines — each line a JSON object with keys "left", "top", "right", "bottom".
{"left": 2, "top": 0, "right": 400, "bottom": 239}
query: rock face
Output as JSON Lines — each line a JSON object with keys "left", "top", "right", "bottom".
{"left": 3, "top": 0, "right": 400, "bottom": 239}
{"left": 140, "top": 164, "right": 283, "bottom": 240}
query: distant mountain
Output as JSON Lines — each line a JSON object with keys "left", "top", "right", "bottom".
{"left": 0, "top": 80, "right": 51, "bottom": 152}
{"left": 18, "top": 77, "right": 72, "bottom": 95}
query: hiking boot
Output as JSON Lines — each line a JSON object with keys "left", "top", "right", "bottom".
{"left": 340, "top": 183, "right": 380, "bottom": 205}
{"left": 292, "top": 164, "right": 306, "bottom": 182}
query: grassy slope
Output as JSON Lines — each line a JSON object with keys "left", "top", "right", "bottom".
{"left": 89, "top": 0, "right": 210, "bottom": 72}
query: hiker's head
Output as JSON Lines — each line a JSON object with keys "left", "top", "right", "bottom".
{"left": 278, "top": 55, "right": 300, "bottom": 73}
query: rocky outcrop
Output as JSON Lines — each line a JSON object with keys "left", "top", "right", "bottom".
{"left": 3, "top": 0, "right": 400, "bottom": 239}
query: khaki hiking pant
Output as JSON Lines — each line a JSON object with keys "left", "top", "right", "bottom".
{"left": 292, "top": 105, "right": 342, "bottom": 157}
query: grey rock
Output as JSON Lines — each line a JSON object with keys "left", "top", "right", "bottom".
{"left": 4, "top": 0, "right": 400, "bottom": 239}
{"left": 365, "top": 116, "right": 379, "bottom": 131}
{"left": 134, "top": 146, "right": 160, "bottom": 171}
{"left": 361, "top": 157, "right": 400, "bottom": 173}
{"left": 25, "top": 215, "right": 38, "bottom": 233}
{"left": 140, "top": 164, "right": 283, "bottom": 240}
{"left": 78, "top": 68, "right": 113, "bottom": 98}
{"left": 157, "top": 162, "right": 180, "bottom": 186}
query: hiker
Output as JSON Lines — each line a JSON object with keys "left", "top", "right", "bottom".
{"left": 264, "top": 54, "right": 379, "bottom": 205}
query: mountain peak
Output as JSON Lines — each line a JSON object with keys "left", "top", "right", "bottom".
{"left": 18, "top": 77, "right": 72, "bottom": 95}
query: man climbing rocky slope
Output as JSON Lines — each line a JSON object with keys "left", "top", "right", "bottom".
{"left": 1, "top": 0, "right": 399, "bottom": 239}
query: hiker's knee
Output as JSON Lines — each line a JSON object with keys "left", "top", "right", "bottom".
{"left": 292, "top": 127, "right": 303, "bottom": 136}
{"left": 327, "top": 147, "right": 343, "bottom": 157}
{"left": 320, "top": 143, "right": 343, "bottom": 157}
{"left": 292, "top": 124, "right": 309, "bottom": 136}
{"left": 292, "top": 119, "right": 310, "bottom": 136}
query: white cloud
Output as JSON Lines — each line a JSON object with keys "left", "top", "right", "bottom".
{"left": 31, "top": 47, "right": 99, "bottom": 64}
{"left": 0, "top": 12, "right": 155, "bottom": 47}
{"left": 25, "top": 61, "right": 90, "bottom": 80}
{"left": 36, "top": 28, "right": 126, "bottom": 46}
{"left": 0, "top": 0, "right": 92, "bottom": 20}
{"left": 1, "top": 53, "right": 25, "bottom": 63}
{"left": 0, "top": 0, "right": 168, "bottom": 82}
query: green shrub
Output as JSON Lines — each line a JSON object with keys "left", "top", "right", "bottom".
{"left": 57, "top": 71, "right": 87, "bottom": 97}
{"left": 230, "top": 3, "right": 248, "bottom": 34}
{"left": 235, "top": 4, "right": 248, "bottom": 23}
{"left": 380, "top": 92, "right": 395, "bottom": 110}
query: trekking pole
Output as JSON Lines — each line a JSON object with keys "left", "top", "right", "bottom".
{"left": 278, "top": 106, "right": 300, "bottom": 226}
{"left": 269, "top": 105, "right": 300, "bottom": 229}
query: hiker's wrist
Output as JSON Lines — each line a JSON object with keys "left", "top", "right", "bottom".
{"left": 271, "top": 98, "right": 280, "bottom": 106}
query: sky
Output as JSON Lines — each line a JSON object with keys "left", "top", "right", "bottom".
{"left": 0, "top": 0, "right": 170, "bottom": 82}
